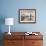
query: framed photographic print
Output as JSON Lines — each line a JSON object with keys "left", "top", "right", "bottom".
{"left": 19, "top": 9, "right": 36, "bottom": 23}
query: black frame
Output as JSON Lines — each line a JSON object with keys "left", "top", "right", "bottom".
{"left": 18, "top": 9, "right": 36, "bottom": 24}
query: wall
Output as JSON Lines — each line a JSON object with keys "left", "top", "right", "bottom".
{"left": 0, "top": 0, "right": 46, "bottom": 32}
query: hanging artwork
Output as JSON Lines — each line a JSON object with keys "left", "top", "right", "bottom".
{"left": 19, "top": 9, "right": 36, "bottom": 23}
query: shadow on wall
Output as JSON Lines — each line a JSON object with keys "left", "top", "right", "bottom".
{"left": 0, "top": 16, "right": 5, "bottom": 46}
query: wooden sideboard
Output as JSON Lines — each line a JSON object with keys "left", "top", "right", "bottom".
{"left": 4, "top": 32, "right": 43, "bottom": 46}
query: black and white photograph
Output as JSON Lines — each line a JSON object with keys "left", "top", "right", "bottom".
{"left": 19, "top": 9, "right": 36, "bottom": 23}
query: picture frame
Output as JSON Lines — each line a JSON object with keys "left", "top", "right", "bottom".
{"left": 19, "top": 9, "right": 36, "bottom": 23}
